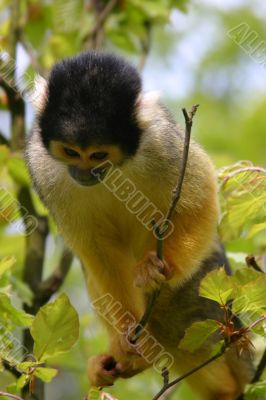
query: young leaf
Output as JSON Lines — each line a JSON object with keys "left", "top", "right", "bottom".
{"left": 244, "top": 381, "right": 266, "bottom": 399}
{"left": 178, "top": 319, "right": 219, "bottom": 352}
{"left": 246, "top": 222, "right": 266, "bottom": 239}
{"left": 199, "top": 268, "right": 233, "bottom": 305}
{"left": 232, "top": 267, "right": 262, "bottom": 286}
{"left": 232, "top": 275, "right": 266, "bottom": 314}
{"left": 16, "top": 374, "right": 30, "bottom": 389}
{"left": 7, "top": 157, "right": 31, "bottom": 187}
{"left": 31, "top": 293, "right": 79, "bottom": 362}
{"left": 87, "top": 387, "right": 102, "bottom": 400}
{"left": 18, "top": 361, "right": 41, "bottom": 372}
{"left": 33, "top": 367, "right": 58, "bottom": 382}
{"left": 0, "top": 293, "right": 34, "bottom": 327}
{"left": 0, "top": 256, "right": 16, "bottom": 278}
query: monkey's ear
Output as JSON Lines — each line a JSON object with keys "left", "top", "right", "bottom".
{"left": 28, "top": 75, "right": 48, "bottom": 112}
{"left": 135, "top": 91, "right": 161, "bottom": 127}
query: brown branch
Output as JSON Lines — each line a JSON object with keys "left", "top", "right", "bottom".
{"left": 37, "top": 247, "right": 73, "bottom": 303}
{"left": 20, "top": 36, "right": 45, "bottom": 77}
{"left": 235, "top": 347, "right": 266, "bottom": 400}
{"left": 247, "top": 314, "right": 266, "bottom": 331}
{"left": 246, "top": 255, "right": 264, "bottom": 274}
{"left": 251, "top": 348, "right": 266, "bottom": 383}
{"left": 154, "top": 312, "right": 266, "bottom": 400}
{"left": 131, "top": 105, "right": 199, "bottom": 343}
{"left": 139, "top": 21, "right": 152, "bottom": 71}
{"left": 83, "top": 0, "right": 118, "bottom": 49}
{"left": 153, "top": 345, "right": 226, "bottom": 400}
{"left": 0, "top": 131, "right": 9, "bottom": 145}
{"left": 17, "top": 186, "right": 48, "bottom": 400}
{"left": 0, "top": 392, "right": 24, "bottom": 400}
{"left": 2, "top": 359, "right": 21, "bottom": 378}
{"left": 8, "top": 0, "right": 25, "bottom": 151}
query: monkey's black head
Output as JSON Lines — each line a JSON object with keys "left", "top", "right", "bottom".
{"left": 39, "top": 52, "right": 143, "bottom": 186}
{"left": 40, "top": 51, "right": 142, "bottom": 151}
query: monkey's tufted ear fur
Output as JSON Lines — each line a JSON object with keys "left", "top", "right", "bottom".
{"left": 29, "top": 75, "right": 48, "bottom": 112}
{"left": 135, "top": 91, "right": 161, "bottom": 128}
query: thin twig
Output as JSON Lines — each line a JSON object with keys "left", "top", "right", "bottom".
{"left": 236, "top": 347, "right": 266, "bottom": 400}
{"left": 0, "top": 131, "right": 9, "bottom": 145}
{"left": 83, "top": 0, "right": 118, "bottom": 49}
{"left": 0, "top": 392, "right": 24, "bottom": 400}
{"left": 247, "top": 314, "right": 266, "bottom": 332}
{"left": 246, "top": 255, "right": 264, "bottom": 274}
{"left": 162, "top": 367, "right": 169, "bottom": 386}
{"left": 91, "top": 0, "right": 118, "bottom": 36}
{"left": 37, "top": 247, "right": 73, "bottom": 303}
{"left": 20, "top": 37, "right": 45, "bottom": 77}
{"left": 251, "top": 348, "right": 266, "bottom": 383}
{"left": 152, "top": 346, "right": 226, "bottom": 400}
{"left": 131, "top": 105, "right": 199, "bottom": 342}
{"left": 2, "top": 359, "right": 21, "bottom": 378}
{"left": 139, "top": 21, "right": 152, "bottom": 71}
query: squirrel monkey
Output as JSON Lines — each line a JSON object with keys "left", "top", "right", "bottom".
{"left": 26, "top": 52, "right": 253, "bottom": 399}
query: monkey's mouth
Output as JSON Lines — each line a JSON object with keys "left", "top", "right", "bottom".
{"left": 68, "top": 166, "right": 108, "bottom": 186}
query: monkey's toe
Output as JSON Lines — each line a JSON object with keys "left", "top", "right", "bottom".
{"left": 134, "top": 251, "right": 172, "bottom": 291}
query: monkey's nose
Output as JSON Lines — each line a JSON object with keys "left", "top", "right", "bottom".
{"left": 68, "top": 165, "right": 106, "bottom": 186}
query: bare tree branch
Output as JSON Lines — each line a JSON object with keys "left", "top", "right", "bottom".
{"left": 0, "top": 392, "right": 25, "bottom": 400}
{"left": 139, "top": 21, "right": 152, "bottom": 71}
{"left": 153, "top": 346, "right": 226, "bottom": 400}
{"left": 83, "top": 0, "right": 118, "bottom": 49}
{"left": 20, "top": 36, "right": 45, "bottom": 77}
{"left": 251, "top": 348, "right": 266, "bottom": 383}
{"left": 246, "top": 255, "right": 264, "bottom": 274}
{"left": 38, "top": 247, "right": 73, "bottom": 303}
{"left": 131, "top": 105, "right": 199, "bottom": 342}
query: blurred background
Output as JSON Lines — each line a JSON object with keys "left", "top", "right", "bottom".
{"left": 0, "top": 0, "right": 265, "bottom": 399}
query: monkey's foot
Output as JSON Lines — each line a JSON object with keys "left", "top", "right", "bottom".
{"left": 134, "top": 251, "right": 173, "bottom": 291}
{"left": 118, "top": 326, "right": 146, "bottom": 357}
{"left": 87, "top": 354, "right": 120, "bottom": 387}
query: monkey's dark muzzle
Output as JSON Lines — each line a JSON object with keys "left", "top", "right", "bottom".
{"left": 68, "top": 165, "right": 108, "bottom": 186}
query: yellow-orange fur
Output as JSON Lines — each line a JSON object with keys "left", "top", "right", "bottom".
{"left": 26, "top": 90, "right": 252, "bottom": 399}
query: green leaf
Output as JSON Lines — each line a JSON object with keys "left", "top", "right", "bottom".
{"left": 232, "top": 267, "right": 262, "bottom": 286}
{"left": 0, "top": 145, "right": 9, "bottom": 168}
{"left": 31, "top": 293, "right": 79, "bottom": 362}
{"left": 0, "top": 293, "right": 34, "bottom": 327}
{"left": 178, "top": 319, "right": 219, "bottom": 352}
{"left": 209, "top": 340, "right": 225, "bottom": 357}
{"left": 16, "top": 374, "right": 30, "bottom": 389}
{"left": 245, "top": 381, "right": 266, "bottom": 399}
{"left": 34, "top": 367, "right": 58, "bottom": 382}
{"left": 18, "top": 361, "right": 41, "bottom": 372}
{"left": 199, "top": 268, "right": 233, "bottom": 305}
{"left": 232, "top": 275, "right": 266, "bottom": 314}
{"left": 0, "top": 256, "right": 16, "bottom": 278}
{"left": 10, "top": 276, "right": 33, "bottom": 306}
{"left": 246, "top": 222, "right": 266, "bottom": 239}
{"left": 7, "top": 157, "right": 31, "bottom": 187}
{"left": 88, "top": 387, "right": 102, "bottom": 400}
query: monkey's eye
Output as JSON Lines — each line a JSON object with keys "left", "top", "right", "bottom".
{"left": 90, "top": 152, "right": 108, "bottom": 160}
{"left": 63, "top": 147, "right": 80, "bottom": 157}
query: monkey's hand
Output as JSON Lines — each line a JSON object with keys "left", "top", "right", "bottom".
{"left": 87, "top": 354, "right": 121, "bottom": 387}
{"left": 87, "top": 354, "right": 146, "bottom": 387}
{"left": 134, "top": 251, "right": 173, "bottom": 292}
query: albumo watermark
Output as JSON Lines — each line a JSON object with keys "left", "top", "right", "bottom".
{"left": 92, "top": 293, "right": 174, "bottom": 373}
{"left": 91, "top": 160, "right": 174, "bottom": 240}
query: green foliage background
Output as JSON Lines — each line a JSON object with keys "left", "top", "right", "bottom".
{"left": 0, "top": 0, "right": 265, "bottom": 399}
